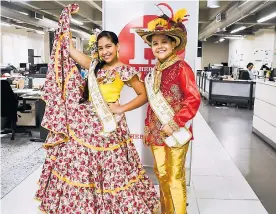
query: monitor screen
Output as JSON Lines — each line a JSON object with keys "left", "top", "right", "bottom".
{"left": 272, "top": 69, "right": 276, "bottom": 77}
{"left": 36, "top": 63, "right": 48, "bottom": 72}
{"left": 222, "top": 66, "right": 230, "bottom": 75}
{"left": 211, "top": 68, "right": 221, "bottom": 76}
{"left": 20, "top": 63, "right": 27, "bottom": 68}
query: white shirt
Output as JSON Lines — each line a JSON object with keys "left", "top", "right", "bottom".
{"left": 247, "top": 69, "right": 258, "bottom": 80}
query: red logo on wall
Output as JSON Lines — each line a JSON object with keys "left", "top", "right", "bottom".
{"left": 118, "top": 15, "right": 185, "bottom": 73}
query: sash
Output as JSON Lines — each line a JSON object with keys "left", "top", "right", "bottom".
{"left": 145, "top": 68, "right": 192, "bottom": 147}
{"left": 88, "top": 60, "right": 117, "bottom": 134}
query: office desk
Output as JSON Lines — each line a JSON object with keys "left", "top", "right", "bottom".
{"left": 12, "top": 89, "right": 48, "bottom": 140}
{"left": 196, "top": 74, "right": 255, "bottom": 109}
{"left": 253, "top": 80, "right": 276, "bottom": 149}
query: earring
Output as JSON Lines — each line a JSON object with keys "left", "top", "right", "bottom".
{"left": 117, "top": 50, "right": 120, "bottom": 58}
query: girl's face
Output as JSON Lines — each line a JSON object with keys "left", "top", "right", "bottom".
{"left": 98, "top": 37, "right": 119, "bottom": 64}
{"left": 151, "top": 34, "right": 176, "bottom": 62}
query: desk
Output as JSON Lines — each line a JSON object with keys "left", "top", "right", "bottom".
{"left": 196, "top": 74, "right": 255, "bottom": 109}
{"left": 13, "top": 88, "right": 43, "bottom": 96}
{"left": 12, "top": 88, "right": 48, "bottom": 140}
{"left": 253, "top": 80, "right": 276, "bottom": 149}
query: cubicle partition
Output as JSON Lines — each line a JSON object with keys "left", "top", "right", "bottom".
{"left": 197, "top": 74, "right": 255, "bottom": 109}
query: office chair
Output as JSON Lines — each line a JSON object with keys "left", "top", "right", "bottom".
{"left": 239, "top": 70, "right": 250, "bottom": 80}
{"left": 1, "top": 80, "right": 32, "bottom": 140}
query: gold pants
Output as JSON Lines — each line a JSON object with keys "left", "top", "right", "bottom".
{"left": 151, "top": 143, "right": 190, "bottom": 214}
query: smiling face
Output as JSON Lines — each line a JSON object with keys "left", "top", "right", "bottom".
{"left": 97, "top": 37, "right": 119, "bottom": 64}
{"left": 151, "top": 34, "right": 176, "bottom": 62}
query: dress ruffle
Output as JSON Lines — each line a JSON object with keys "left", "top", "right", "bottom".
{"left": 36, "top": 139, "right": 159, "bottom": 213}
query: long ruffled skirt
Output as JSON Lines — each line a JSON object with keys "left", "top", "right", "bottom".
{"left": 35, "top": 117, "right": 159, "bottom": 214}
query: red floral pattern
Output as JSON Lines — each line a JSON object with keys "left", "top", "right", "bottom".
{"left": 35, "top": 4, "right": 159, "bottom": 213}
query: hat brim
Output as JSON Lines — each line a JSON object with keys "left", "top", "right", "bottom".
{"left": 135, "top": 28, "right": 187, "bottom": 52}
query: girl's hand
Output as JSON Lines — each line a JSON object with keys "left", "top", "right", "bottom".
{"left": 109, "top": 101, "right": 125, "bottom": 114}
{"left": 161, "top": 124, "right": 174, "bottom": 136}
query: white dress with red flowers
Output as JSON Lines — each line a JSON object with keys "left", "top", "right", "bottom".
{"left": 35, "top": 4, "right": 159, "bottom": 214}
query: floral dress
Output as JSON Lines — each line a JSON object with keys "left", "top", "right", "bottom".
{"left": 35, "top": 3, "right": 159, "bottom": 214}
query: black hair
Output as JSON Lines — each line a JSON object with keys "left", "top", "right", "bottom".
{"left": 79, "top": 31, "right": 119, "bottom": 104}
{"left": 247, "top": 63, "right": 254, "bottom": 69}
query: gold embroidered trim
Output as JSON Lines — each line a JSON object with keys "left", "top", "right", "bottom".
{"left": 55, "top": 32, "right": 70, "bottom": 90}
{"left": 144, "top": 126, "right": 149, "bottom": 135}
{"left": 68, "top": 126, "right": 132, "bottom": 151}
{"left": 43, "top": 137, "right": 69, "bottom": 148}
{"left": 153, "top": 54, "right": 180, "bottom": 93}
{"left": 168, "top": 119, "right": 180, "bottom": 132}
{"left": 52, "top": 169, "right": 146, "bottom": 195}
{"left": 63, "top": 65, "right": 77, "bottom": 99}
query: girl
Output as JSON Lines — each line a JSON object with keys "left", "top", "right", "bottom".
{"left": 35, "top": 4, "right": 159, "bottom": 213}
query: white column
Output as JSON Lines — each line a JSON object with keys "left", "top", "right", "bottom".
{"left": 44, "top": 32, "right": 50, "bottom": 63}
{"left": 272, "top": 27, "right": 276, "bottom": 68}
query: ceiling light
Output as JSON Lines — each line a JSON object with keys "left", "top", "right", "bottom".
{"left": 36, "top": 30, "right": 44, "bottom": 35}
{"left": 238, "top": 0, "right": 250, "bottom": 8}
{"left": 207, "top": 0, "right": 220, "bottom": 8}
{"left": 230, "top": 26, "right": 246, "bottom": 34}
{"left": 12, "top": 24, "right": 27, "bottom": 29}
{"left": 18, "top": 11, "right": 29, "bottom": 16}
{"left": 257, "top": 12, "right": 276, "bottom": 23}
{"left": 224, "top": 36, "right": 245, "bottom": 40}
{"left": 0, "top": 23, "right": 11, "bottom": 27}
{"left": 71, "top": 18, "right": 83, "bottom": 26}
{"left": 71, "top": 28, "right": 91, "bottom": 39}
{"left": 219, "top": 38, "right": 225, "bottom": 42}
{"left": 71, "top": 28, "right": 79, "bottom": 33}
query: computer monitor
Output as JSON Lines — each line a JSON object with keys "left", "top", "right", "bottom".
{"left": 211, "top": 68, "right": 221, "bottom": 77}
{"left": 20, "top": 63, "right": 27, "bottom": 69}
{"left": 36, "top": 63, "right": 48, "bottom": 73}
{"left": 222, "top": 66, "right": 230, "bottom": 75}
{"left": 269, "top": 69, "right": 275, "bottom": 82}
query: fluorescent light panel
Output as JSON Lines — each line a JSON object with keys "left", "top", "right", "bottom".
{"left": 35, "top": 30, "right": 44, "bottom": 35}
{"left": 0, "top": 22, "right": 11, "bottom": 26}
{"left": 18, "top": 11, "right": 29, "bottom": 16}
{"left": 207, "top": 0, "right": 220, "bottom": 8}
{"left": 224, "top": 37, "right": 245, "bottom": 40}
{"left": 257, "top": 11, "right": 276, "bottom": 23}
{"left": 230, "top": 26, "right": 246, "bottom": 34}
{"left": 71, "top": 18, "right": 83, "bottom": 26}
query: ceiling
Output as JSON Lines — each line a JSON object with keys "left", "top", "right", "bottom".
{"left": 0, "top": 0, "right": 102, "bottom": 39}
{"left": 1, "top": 0, "right": 275, "bottom": 42}
{"left": 199, "top": 0, "right": 276, "bottom": 42}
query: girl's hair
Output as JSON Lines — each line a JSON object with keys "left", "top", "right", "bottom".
{"left": 79, "top": 31, "right": 119, "bottom": 104}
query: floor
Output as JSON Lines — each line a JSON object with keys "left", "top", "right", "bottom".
{"left": 199, "top": 100, "right": 276, "bottom": 214}
{"left": 1, "top": 112, "right": 269, "bottom": 214}
{"left": 1, "top": 129, "right": 45, "bottom": 198}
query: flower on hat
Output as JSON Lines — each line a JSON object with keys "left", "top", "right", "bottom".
{"left": 148, "top": 18, "right": 168, "bottom": 31}
{"left": 88, "top": 34, "right": 97, "bottom": 49}
{"left": 173, "top": 8, "right": 189, "bottom": 23}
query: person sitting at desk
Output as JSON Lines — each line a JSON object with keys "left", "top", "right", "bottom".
{"left": 246, "top": 62, "right": 258, "bottom": 80}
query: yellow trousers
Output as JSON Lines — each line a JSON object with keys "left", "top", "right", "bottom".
{"left": 151, "top": 143, "right": 190, "bottom": 214}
